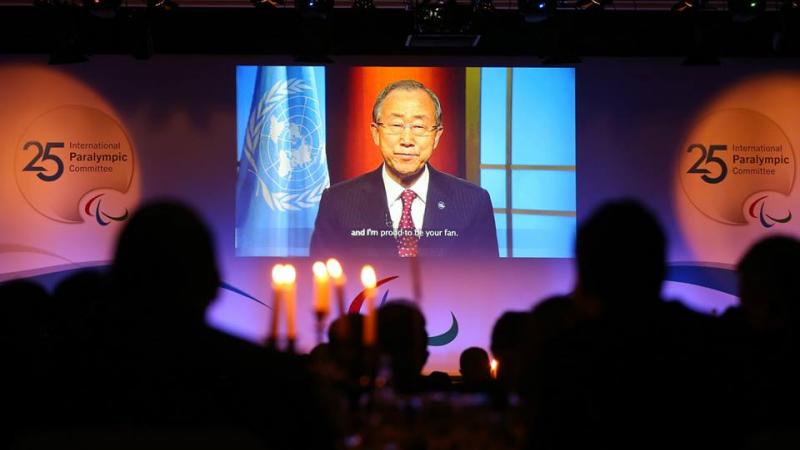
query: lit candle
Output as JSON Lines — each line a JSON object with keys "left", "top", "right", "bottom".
{"left": 284, "top": 264, "right": 297, "bottom": 342}
{"left": 361, "top": 265, "right": 377, "bottom": 346}
{"left": 269, "top": 264, "right": 284, "bottom": 344}
{"left": 326, "top": 258, "right": 346, "bottom": 316}
{"left": 312, "top": 261, "right": 331, "bottom": 316}
{"left": 490, "top": 358, "right": 498, "bottom": 379}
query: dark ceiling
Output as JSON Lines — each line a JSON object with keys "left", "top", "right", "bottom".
{"left": 0, "top": 1, "right": 797, "bottom": 59}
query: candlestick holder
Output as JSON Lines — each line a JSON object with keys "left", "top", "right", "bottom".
{"left": 315, "top": 310, "right": 328, "bottom": 345}
{"left": 336, "top": 284, "right": 346, "bottom": 317}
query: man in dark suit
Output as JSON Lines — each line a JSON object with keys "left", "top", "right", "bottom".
{"left": 310, "top": 79, "right": 498, "bottom": 258}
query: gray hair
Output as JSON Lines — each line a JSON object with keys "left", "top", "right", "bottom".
{"left": 372, "top": 79, "right": 443, "bottom": 127}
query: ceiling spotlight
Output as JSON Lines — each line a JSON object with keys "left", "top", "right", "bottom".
{"left": 576, "top": 0, "right": 611, "bottom": 10}
{"left": 728, "top": 0, "right": 766, "bottom": 21}
{"left": 250, "top": 0, "right": 283, "bottom": 7}
{"left": 407, "top": 0, "right": 479, "bottom": 47}
{"left": 353, "top": 0, "right": 375, "bottom": 8}
{"left": 473, "top": 0, "right": 494, "bottom": 13}
{"left": 297, "top": 0, "right": 334, "bottom": 15}
{"left": 671, "top": 0, "right": 707, "bottom": 12}
{"left": 781, "top": 0, "right": 799, "bottom": 11}
{"left": 82, "top": 0, "right": 121, "bottom": 18}
{"left": 147, "top": 0, "right": 178, "bottom": 10}
{"left": 416, "top": 0, "right": 450, "bottom": 32}
{"left": 415, "top": 0, "right": 467, "bottom": 33}
{"left": 45, "top": 5, "right": 88, "bottom": 64}
{"left": 519, "top": 0, "right": 555, "bottom": 22}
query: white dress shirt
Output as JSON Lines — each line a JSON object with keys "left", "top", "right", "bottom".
{"left": 383, "top": 164, "right": 429, "bottom": 231}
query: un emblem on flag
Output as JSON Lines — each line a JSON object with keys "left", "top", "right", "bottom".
{"left": 244, "top": 78, "right": 328, "bottom": 211}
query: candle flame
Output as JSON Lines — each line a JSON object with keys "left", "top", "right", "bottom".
{"left": 326, "top": 258, "right": 343, "bottom": 279}
{"left": 284, "top": 264, "right": 297, "bottom": 284}
{"left": 312, "top": 261, "right": 329, "bottom": 279}
{"left": 361, "top": 265, "right": 376, "bottom": 288}
{"left": 490, "top": 358, "right": 498, "bottom": 379}
{"left": 272, "top": 264, "right": 285, "bottom": 284}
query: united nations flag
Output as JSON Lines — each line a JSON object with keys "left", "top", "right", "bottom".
{"left": 235, "top": 66, "right": 329, "bottom": 256}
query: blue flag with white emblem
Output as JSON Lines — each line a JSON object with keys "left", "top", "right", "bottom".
{"left": 235, "top": 66, "right": 328, "bottom": 256}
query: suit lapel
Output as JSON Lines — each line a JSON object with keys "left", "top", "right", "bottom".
{"left": 360, "top": 167, "right": 396, "bottom": 255}
{"left": 362, "top": 166, "right": 391, "bottom": 230}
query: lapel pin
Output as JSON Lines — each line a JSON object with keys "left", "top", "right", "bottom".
{"left": 438, "top": 201, "right": 446, "bottom": 210}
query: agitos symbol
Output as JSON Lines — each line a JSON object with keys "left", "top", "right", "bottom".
{"left": 348, "top": 275, "right": 459, "bottom": 347}
{"left": 748, "top": 195, "right": 792, "bottom": 228}
{"left": 85, "top": 193, "right": 129, "bottom": 226}
{"left": 220, "top": 275, "right": 460, "bottom": 347}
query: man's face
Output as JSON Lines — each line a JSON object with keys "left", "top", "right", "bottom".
{"left": 371, "top": 88, "right": 443, "bottom": 184}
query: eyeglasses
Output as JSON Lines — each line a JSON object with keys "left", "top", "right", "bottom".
{"left": 374, "top": 122, "right": 441, "bottom": 137}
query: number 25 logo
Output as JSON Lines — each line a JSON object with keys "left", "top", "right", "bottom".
{"left": 22, "top": 141, "right": 64, "bottom": 182}
{"left": 687, "top": 144, "right": 727, "bottom": 184}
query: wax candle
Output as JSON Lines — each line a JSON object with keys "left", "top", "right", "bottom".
{"left": 269, "top": 264, "right": 284, "bottom": 343}
{"left": 312, "top": 261, "right": 331, "bottom": 316}
{"left": 361, "top": 265, "right": 377, "bottom": 346}
{"left": 284, "top": 264, "right": 297, "bottom": 341}
{"left": 326, "top": 258, "right": 346, "bottom": 316}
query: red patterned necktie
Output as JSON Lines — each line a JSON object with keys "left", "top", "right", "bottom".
{"left": 397, "top": 189, "right": 418, "bottom": 257}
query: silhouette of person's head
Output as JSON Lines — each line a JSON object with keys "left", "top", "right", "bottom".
{"left": 517, "top": 296, "right": 578, "bottom": 399}
{"left": 737, "top": 235, "right": 800, "bottom": 332}
{"left": 490, "top": 311, "right": 528, "bottom": 392}
{"left": 328, "top": 313, "right": 366, "bottom": 384}
{"left": 111, "top": 200, "right": 220, "bottom": 325}
{"left": 377, "top": 300, "right": 429, "bottom": 392}
{"left": 528, "top": 296, "right": 577, "bottom": 344}
{"left": 459, "top": 346, "right": 491, "bottom": 386}
{"left": 427, "top": 371, "right": 453, "bottom": 391}
{"left": 308, "top": 342, "right": 334, "bottom": 376}
{"left": 575, "top": 200, "right": 666, "bottom": 307}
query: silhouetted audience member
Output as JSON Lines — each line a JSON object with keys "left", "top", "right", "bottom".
{"left": 328, "top": 313, "right": 366, "bottom": 392}
{"left": 104, "top": 200, "right": 334, "bottom": 450}
{"left": 48, "top": 270, "right": 116, "bottom": 421}
{"left": 20, "top": 197, "right": 800, "bottom": 449}
{"left": 490, "top": 311, "right": 529, "bottom": 396}
{"left": 719, "top": 236, "right": 800, "bottom": 447}
{"left": 518, "top": 296, "right": 576, "bottom": 404}
{"left": 459, "top": 347, "right": 492, "bottom": 392}
{"left": 737, "top": 236, "right": 800, "bottom": 334}
{"left": 377, "top": 300, "right": 429, "bottom": 394}
{"left": 0, "top": 279, "right": 51, "bottom": 359}
{"left": 525, "top": 200, "right": 717, "bottom": 450}
{"left": 309, "top": 342, "right": 334, "bottom": 377}
{"left": 52, "top": 269, "right": 112, "bottom": 343}
{"left": 426, "top": 371, "right": 453, "bottom": 391}
{"left": 0, "top": 280, "right": 52, "bottom": 440}
{"left": 526, "top": 296, "right": 577, "bottom": 352}
{"left": 573, "top": 201, "right": 665, "bottom": 311}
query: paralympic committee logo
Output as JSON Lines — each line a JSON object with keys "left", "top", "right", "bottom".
{"left": 14, "top": 105, "right": 135, "bottom": 225}
{"left": 346, "top": 276, "right": 460, "bottom": 346}
{"left": 242, "top": 77, "right": 329, "bottom": 212}
{"left": 679, "top": 109, "right": 795, "bottom": 228}
{"left": 222, "top": 274, "right": 460, "bottom": 346}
